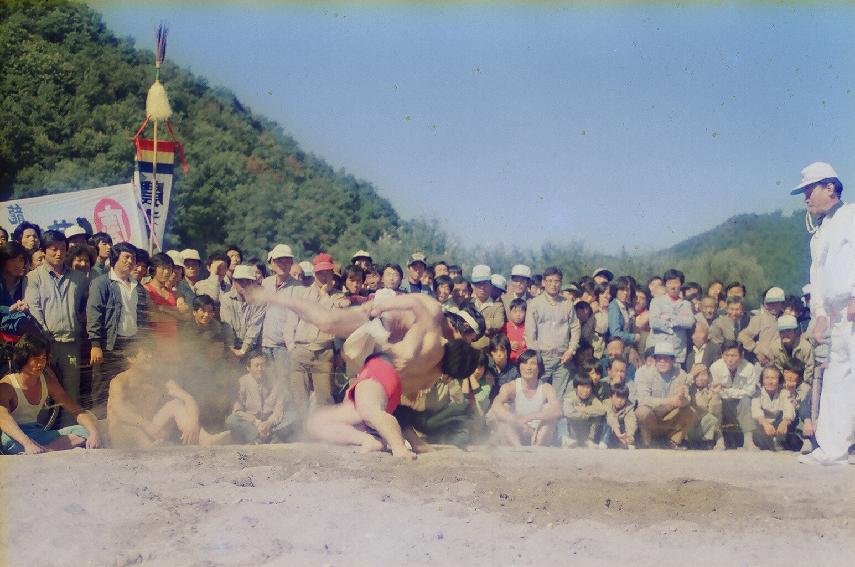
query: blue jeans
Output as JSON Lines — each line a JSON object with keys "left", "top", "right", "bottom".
{"left": 1, "top": 422, "right": 89, "bottom": 454}
{"left": 542, "top": 355, "right": 572, "bottom": 444}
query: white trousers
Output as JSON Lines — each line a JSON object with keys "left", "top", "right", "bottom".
{"left": 815, "top": 312, "right": 855, "bottom": 460}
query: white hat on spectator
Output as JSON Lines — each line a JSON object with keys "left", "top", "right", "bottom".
{"left": 352, "top": 250, "right": 372, "bottom": 260}
{"left": 592, "top": 267, "right": 614, "bottom": 282}
{"left": 268, "top": 244, "right": 294, "bottom": 261}
{"left": 491, "top": 274, "right": 507, "bottom": 292}
{"left": 777, "top": 315, "right": 799, "bottom": 332}
{"left": 801, "top": 284, "right": 811, "bottom": 296}
{"left": 511, "top": 264, "right": 532, "bottom": 279}
{"left": 471, "top": 264, "right": 492, "bottom": 283}
{"left": 764, "top": 287, "right": 786, "bottom": 304}
{"left": 299, "top": 260, "right": 313, "bottom": 277}
{"left": 791, "top": 162, "right": 839, "bottom": 195}
{"left": 64, "top": 225, "right": 87, "bottom": 238}
{"left": 653, "top": 342, "right": 676, "bottom": 358}
{"left": 165, "top": 250, "right": 184, "bottom": 268}
{"left": 233, "top": 264, "right": 256, "bottom": 281}
{"left": 407, "top": 252, "right": 427, "bottom": 266}
{"left": 181, "top": 248, "right": 201, "bottom": 262}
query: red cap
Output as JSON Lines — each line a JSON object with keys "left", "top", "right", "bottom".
{"left": 312, "top": 253, "right": 335, "bottom": 272}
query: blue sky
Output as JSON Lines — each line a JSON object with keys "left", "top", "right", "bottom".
{"left": 94, "top": 2, "right": 855, "bottom": 254}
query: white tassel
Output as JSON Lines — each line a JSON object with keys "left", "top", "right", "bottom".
{"left": 146, "top": 80, "right": 172, "bottom": 121}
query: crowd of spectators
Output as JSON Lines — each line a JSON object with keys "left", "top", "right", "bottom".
{"left": 0, "top": 221, "right": 821, "bottom": 456}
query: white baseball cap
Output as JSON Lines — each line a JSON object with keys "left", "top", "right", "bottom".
{"left": 490, "top": 274, "right": 507, "bottom": 291}
{"left": 64, "top": 225, "right": 87, "bottom": 238}
{"left": 471, "top": 264, "right": 492, "bottom": 283}
{"left": 299, "top": 260, "right": 313, "bottom": 277}
{"left": 777, "top": 315, "right": 798, "bottom": 331}
{"left": 180, "top": 248, "right": 201, "bottom": 262}
{"left": 268, "top": 244, "right": 294, "bottom": 260}
{"left": 764, "top": 287, "right": 786, "bottom": 304}
{"left": 791, "top": 162, "right": 839, "bottom": 195}
{"left": 653, "top": 342, "right": 676, "bottom": 358}
{"left": 233, "top": 264, "right": 257, "bottom": 281}
{"left": 510, "top": 264, "right": 532, "bottom": 279}
{"left": 352, "top": 250, "right": 372, "bottom": 260}
{"left": 592, "top": 267, "right": 614, "bottom": 281}
{"left": 165, "top": 250, "right": 185, "bottom": 268}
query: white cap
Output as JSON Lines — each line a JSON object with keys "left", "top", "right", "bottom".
{"left": 510, "top": 264, "right": 532, "bottom": 279}
{"left": 490, "top": 274, "right": 507, "bottom": 291}
{"left": 180, "top": 248, "right": 201, "bottom": 262}
{"left": 64, "top": 225, "right": 87, "bottom": 238}
{"left": 299, "top": 260, "right": 313, "bottom": 276}
{"left": 233, "top": 264, "right": 257, "bottom": 281}
{"left": 268, "top": 244, "right": 294, "bottom": 260}
{"left": 165, "top": 250, "right": 184, "bottom": 268}
{"left": 352, "top": 250, "right": 372, "bottom": 260}
{"left": 764, "top": 287, "right": 785, "bottom": 303}
{"left": 777, "top": 315, "right": 798, "bottom": 331}
{"left": 801, "top": 284, "right": 812, "bottom": 296}
{"left": 791, "top": 162, "right": 839, "bottom": 194}
{"left": 471, "top": 264, "right": 492, "bottom": 283}
{"left": 592, "top": 267, "right": 614, "bottom": 281}
{"left": 653, "top": 342, "right": 676, "bottom": 358}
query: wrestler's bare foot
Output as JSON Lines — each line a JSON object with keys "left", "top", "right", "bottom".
{"left": 358, "top": 437, "right": 385, "bottom": 453}
{"left": 390, "top": 446, "right": 417, "bottom": 460}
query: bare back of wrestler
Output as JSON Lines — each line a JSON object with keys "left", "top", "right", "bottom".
{"left": 250, "top": 290, "right": 480, "bottom": 458}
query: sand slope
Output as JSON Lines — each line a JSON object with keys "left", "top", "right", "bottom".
{"left": 1, "top": 444, "right": 853, "bottom": 566}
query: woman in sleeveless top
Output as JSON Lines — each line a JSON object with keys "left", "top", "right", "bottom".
{"left": 487, "top": 349, "right": 562, "bottom": 446}
{"left": 0, "top": 334, "right": 102, "bottom": 454}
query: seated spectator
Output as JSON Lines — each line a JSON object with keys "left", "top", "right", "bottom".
{"left": 600, "top": 337, "right": 637, "bottom": 381}
{"left": 709, "top": 296, "right": 750, "bottom": 347}
{"left": 686, "top": 363, "right": 723, "bottom": 450}
{"left": 107, "top": 342, "right": 230, "bottom": 449}
{"left": 562, "top": 374, "right": 607, "bottom": 449}
{"left": 709, "top": 340, "right": 759, "bottom": 450}
{"left": 781, "top": 360, "right": 814, "bottom": 454}
{"left": 606, "top": 355, "right": 636, "bottom": 406}
{"left": 488, "top": 334, "right": 519, "bottom": 389}
{"left": 602, "top": 385, "right": 637, "bottom": 449}
{"left": 461, "top": 352, "right": 493, "bottom": 440}
{"left": 769, "top": 314, "right": 815, "bottom": 385}
{"left": 226, "top": 351, "right": 294, "bottom": 444}
{"left": 634, "top": 343, "right": 695, "bottom": 449}
{"left": 501, "top": 297, "right": 527, "bottom": 363}
{"left": 738, "top": 287, "right": 786, "bottom": 364}
{"left": 487, "top": 350, "right": 562, "bottom": 447}
{"left": 585, "top": 362, "right": 610, "bottom": 402}
{"left": 0, "top": 334, "right": 102, "bottom": 454}
{"left": 686, "top": 322, "right": 721, "bottom": 371}
{"left": 751, "top": 366, "right": 794, "bottom": 451}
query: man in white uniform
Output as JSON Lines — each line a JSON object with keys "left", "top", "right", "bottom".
{"left": 792, "top": 162, "right": 855, "bottom": 465}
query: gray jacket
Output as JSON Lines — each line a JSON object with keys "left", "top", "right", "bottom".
{"left": 86, "top": 273, "right": 149, "bottom": 350}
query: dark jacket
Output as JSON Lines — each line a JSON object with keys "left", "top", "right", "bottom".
{"left": 86, "top": 273, "right": 148, "bottom": 350}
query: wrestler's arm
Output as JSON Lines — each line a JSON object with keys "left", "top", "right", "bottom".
{"left": 249, "top": 287, "right": 369, "bottom": 337}
{"left": 383, "top": 296, "right": 442, "bottom": 364}
{"left": 487, "top": 382, "right": 518, "bottom": 424}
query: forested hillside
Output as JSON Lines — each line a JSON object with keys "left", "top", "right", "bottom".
{"left": 0, "top": 1, "right": 811, "bottom": 302}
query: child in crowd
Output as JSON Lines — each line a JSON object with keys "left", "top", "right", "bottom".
{"left": 488, "top": 334, "right": 519, "bottom": 390}
{"left": 487, "top": 349, "right": 562, "bottom": 447}
{"left": 687, "top": 363, "right": 723, "bottom": 449}
{"left": 602, "top": 385, "right": 637, "bottom": 449}
{"left": 226, "top": 351, "right": 293, "bottom": 444}
{"left": 607, "top": 355, "right": 636, "bottom": 406}
{"left": 751, "top": 365, "right": 794, "bottom": 451}
{"left": 562, "top": 375, "right": 607, "bottom": 449}
{"left": 501, "top": 297, "right": 527, "bottom": 363}
{"left": 586, "top": 362, "right": 610, "bottom": 402}
{"left": 781, "top": 360, "right": 814, "bottom": 453}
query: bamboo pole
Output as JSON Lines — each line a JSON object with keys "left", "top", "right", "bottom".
{"left": 149, "top": 118, "right": 159, "bottom": 254}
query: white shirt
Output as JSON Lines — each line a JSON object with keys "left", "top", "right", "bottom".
{"left": 709, "top": 358, "right": 759, "bottom": 400}
{"left": 110, "top": 269, "right": 138, "bottom": 338}
{"left": 809, "top": 202, "right": 855, "bottom": 317}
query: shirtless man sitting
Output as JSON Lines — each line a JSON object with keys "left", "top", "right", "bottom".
{"left": 107, "top": 341, "right": 230, "bottom": 449}
{"left": 251, "top": 290, "right": 481, "bottom": 458}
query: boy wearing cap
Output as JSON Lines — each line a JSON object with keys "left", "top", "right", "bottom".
{"left": 634, "top": 343, "right": 695, "bottom": 449}
{"left": 178, "top": 249, "right": 201, "bottom": 307}
{"left": 738, "top": 287, "right": 786, "bottom": 364}
{"left": 220, "top": 264, "right": 266, "bottom": 360}
{"left": 471, "top": 265, "right": 506, "bottom": 337}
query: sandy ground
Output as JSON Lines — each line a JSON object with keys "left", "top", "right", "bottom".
{"left": 0, "top": 443, "right": 853, "bottom": 567}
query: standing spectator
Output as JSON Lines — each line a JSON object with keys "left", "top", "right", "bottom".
{"left": 751, "top": 365, "right": 794, "bottom": 451}
{"left": 0, "top": 227, "right": 7, "bottom": 245}
{"left": 608, "top": 276, "right": 640, "bottom": 348}
{"left": 739, "top": 287, "right": 786, "bottom": 364}
{"left": 524, "top": 266, "right": 581, "bottom": 402}
{"left": 0, "top": 241, "right": 29, "bottom": 312}
{"left": 220, "top": 264, "right": 265, "bottom": 360}
{"left": 401, "top": 253, "right": 431, "bottom": 295}
{"left": 65, "top": 244, "right": 97, "bottom": 278}
{"left": 502, "top": 297, "right": 527, "bottom": 363}
{"left": 12, "top": 221, "right": 42, "bottom": 254}
{"left": 592, "top": 267, "right": 614, "bottom": 285}
{"left": 501, "top": 264, "right": 533, "bottom": 319}
{"left": 177, "top": 248, "right": 201, "bottom": 308}
{"left": 225, "top": 245, "right": 243, "bottom": 281}
{"left": 194, "top": 251, "right": 231, "bottom": 305}
{"left": 685, "top": 322, "right": 721, "bottom": 370}
{"left": 490, "top": 274, "right": 506, "bottom": 302}
{"left": 471, "top": 264, "right": 505, "bottom": 337}
{"left": 260, "top": 244, "right": 299, "bottom": 386}
{"left": 709, "top": 340, "right": 759, "bottom": 450}
{"left": 88, "top": 232, "right": 112, "bottom": 279}
{"left": 648, "top": 269, "right": 695, "bottom": 367}
{"left": 634, "top": 343, "right": 695, "bottom": 449}
{"left": 709, "top": 296, "right": 750, "bottom": 347}
{"left": 451, "top": 275, "right": 472, "bottom": 306}
{"left": 24, "top": 230, "right": 88, "bottom": 423}
{"left": 696, "top": 296, "right": 718, "bottom": 328}
{"left": 86, "top": 242, "right": 149, "bottom": 416}
{"left": 381, "top": 263, "right": 404, "bottom": 293}
{"left": 433, "top": 275, "right": 454, "bottom": 308}
{"left": 707, "top": 279, "right": 725, "bottom": 309}
{"left": 143, "top": 253, "right": 184, "bottom": 342}
{"left": 350, "top": 250, "right": 372, "bottom": 271}
{"left": 63, "top": 225, "right": 89, "bottom": 248}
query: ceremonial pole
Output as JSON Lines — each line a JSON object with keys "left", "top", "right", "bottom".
{"left": 146, "top": 24, "right": 170, "bottom": 254}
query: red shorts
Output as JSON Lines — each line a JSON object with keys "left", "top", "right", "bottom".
{"left": 346, "top": 356, "right": 403, "bottom": 414}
